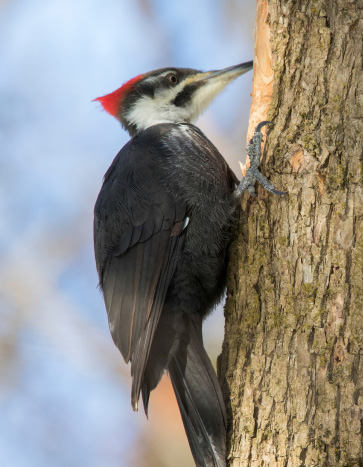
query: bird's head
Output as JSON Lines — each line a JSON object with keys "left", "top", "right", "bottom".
{"left": 94, "top": 61, "right": 253, "bottom": 136}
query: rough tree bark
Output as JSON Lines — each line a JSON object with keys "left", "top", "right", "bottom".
{"left": 219, "top": 1, "right": 363, "bottom": 466}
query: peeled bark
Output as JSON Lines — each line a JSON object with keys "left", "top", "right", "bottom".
{"left": 219, "top": 1, "right": 363, "bottom": 465}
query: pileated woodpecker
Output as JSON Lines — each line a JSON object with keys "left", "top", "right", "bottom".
{"left": 93, "top": 61, "right": 284, "bottom": 467}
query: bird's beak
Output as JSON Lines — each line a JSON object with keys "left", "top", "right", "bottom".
{"left": 193, "top": 61, "right": 253, "bottom": 85}
{"left": 176, "top": 61, "right": 253, "bottom": 124}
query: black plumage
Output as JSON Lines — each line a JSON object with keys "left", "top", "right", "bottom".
{"left": 94, "top": 122, "right": 238, "bottom": 466}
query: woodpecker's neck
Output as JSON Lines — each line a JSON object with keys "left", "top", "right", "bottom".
{"left": 124, "top": 95, "right": 188, "bottom": 134}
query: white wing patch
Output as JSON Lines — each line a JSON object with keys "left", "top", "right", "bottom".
{"left": 183, "top": 217, "right": 190, "bottom": 230}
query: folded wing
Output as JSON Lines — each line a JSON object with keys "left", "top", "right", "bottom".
{"left": 94, "top": 141, "right": 187, "bottom": 409}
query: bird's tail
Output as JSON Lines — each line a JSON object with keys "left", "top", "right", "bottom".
{"left": 168, "top": 317, "right": 227, "bottom": 467}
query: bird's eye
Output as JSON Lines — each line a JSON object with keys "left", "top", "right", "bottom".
{"left": 168, "top": 74, "right": 178, "bottom": 85}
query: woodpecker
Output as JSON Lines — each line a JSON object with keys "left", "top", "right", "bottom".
{"left": 93, "top": 61, "right": 284, "bottom": 467}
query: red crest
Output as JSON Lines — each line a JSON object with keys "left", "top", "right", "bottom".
{"left": 93, "top": 74, "right": 143, "bottom": 117}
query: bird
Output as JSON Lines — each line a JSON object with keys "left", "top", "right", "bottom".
{"left": 93, "top": 61, "right": 284, "bottom": 467}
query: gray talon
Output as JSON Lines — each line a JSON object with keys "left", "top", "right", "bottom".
{"left": 235, "top": 121, "right": 287, "bottom": 197}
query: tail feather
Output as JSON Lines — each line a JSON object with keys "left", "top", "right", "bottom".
{"left": 139, "top": 311, "right": 227, "bottom": 466}
{"left": 168, "top": 318, "right": 227, "bottom": 467}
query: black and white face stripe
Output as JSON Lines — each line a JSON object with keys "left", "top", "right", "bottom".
{"left": 142, "top": 70, "right": 179, "bottom": 83}
{"left": 142, "top": 70, "right": 204, "bottom": 108}
{"left": 119, "top": 64, "right": 251, "bottom": 135}
{"left": 172, "top": 83, "right": 203, "bottom": 107}
{"left": 120, "top": 67, "right": 202, "bottom": 134}
{"left": 139, "top": 68, "right": 200, "bottom": 95}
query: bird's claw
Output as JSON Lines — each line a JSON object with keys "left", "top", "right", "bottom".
{"left": 235, "top": 121, "right": 288, "bottom": 197}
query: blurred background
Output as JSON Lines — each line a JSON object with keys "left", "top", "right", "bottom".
{"left": 0, "top": 0, "right": 255, "bottom": 465}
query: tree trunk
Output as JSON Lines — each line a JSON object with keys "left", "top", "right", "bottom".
{"left": 219, "top": 1, "right": 363, "bottom": 465}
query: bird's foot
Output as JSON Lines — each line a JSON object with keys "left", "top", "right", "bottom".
{"left": 235, "top": 121, "right": 287, "bottom": 197}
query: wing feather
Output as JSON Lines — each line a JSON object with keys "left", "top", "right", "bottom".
{"left": 94, "top": 137, "right": 187, "bottom": 410}
{"left": 130, "top": 231, "right": 186, "bottom": 408}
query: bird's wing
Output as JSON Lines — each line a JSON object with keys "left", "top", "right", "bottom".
{"left": 94, "top": 141, "right": 187, "bottom": 409}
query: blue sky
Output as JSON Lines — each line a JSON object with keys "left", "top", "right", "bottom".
{"left": 0, "top": 1, "right": 255, "bottom": 465}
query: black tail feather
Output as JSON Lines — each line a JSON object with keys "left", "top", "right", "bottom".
{"left": 168, "top": 317, "right": 227, "bottom": 467}
{"left": 140, "top": 311, "right": 226, "bottom": 466}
